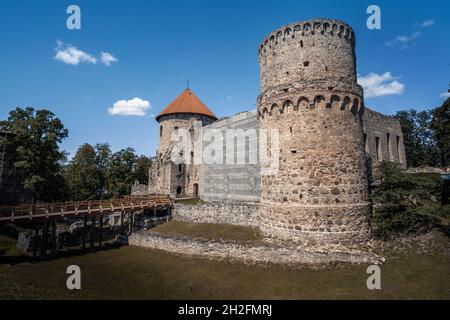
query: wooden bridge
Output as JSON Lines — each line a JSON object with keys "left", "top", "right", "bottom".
{"left": 0, "top": 195, "right": 172, "bottom": 222}
{"left": 0, "top": 195, "right": 173, "bottom": 260}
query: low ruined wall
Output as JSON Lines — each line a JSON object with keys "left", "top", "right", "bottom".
{"left": 405, "top": 167, "right": 447, "bottom": 174}
{"left": 172, "top": 202, "right": 260, "bottom": 227}
{"left": 129, "top": 231, "right": 381, "bottom": 266}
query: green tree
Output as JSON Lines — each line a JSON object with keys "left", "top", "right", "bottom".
{"left": 134, "top": 155, "right": 153, "bottom": 185}
{"left": 371, "top": 162, "right": 439, "bottom": 240}
{"left": 94, "top": 143, "right": 112, "bottom": 196}
{"left": 395, "top": 109, "right": 440, "bottom": 167}
{"left": 432, "top": 98, "right": 450, "bottom": 167}
{"left": 65, "top": 144, "right": 104, "bottom": 200}
{"left": 106, "top": 148, "right": 138, "bottom": 198}
{"left": 0, "top": 107, "right": 69, "bottom": 202}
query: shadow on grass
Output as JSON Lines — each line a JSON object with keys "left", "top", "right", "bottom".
{"left": 437, "top": 224, "right": 450, "bottom": 240}
{"left": 0, "top": 223, "right": 21, "bottom": 239}
{"left": 0, "top": 242, "right": 125, "bottom": 266}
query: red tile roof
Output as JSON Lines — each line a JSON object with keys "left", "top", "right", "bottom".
{"left": 156, "top": 89, "right": 217, "bottom": 121}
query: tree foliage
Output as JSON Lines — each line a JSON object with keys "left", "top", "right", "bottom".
{"left": 65, "top": 144, "right": 152, "bottom": 200}
{"left": 134, "top": 155, "right": 153, "bottom": 185}
{"left": 432, "top": 98, "right": 450, "bottom": 167}
{"left": 0, "top": 107, "right": 68, "bottom": 202}
{"left": 395, "top": 109, "right": 440, "bottom": 167}
{"left": 65, "top": 143, "right": 111, "bottom": 200}
{"left": 371, "top": 162, "right": 442, "bottom": 240}
{"left": 106, "top": 148, "right": 138, "bottom": 198}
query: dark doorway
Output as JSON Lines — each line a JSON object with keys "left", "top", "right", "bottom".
{"left": 193, "top": 184, "right": 199, "bottom": 197}
{"left": 176, "top": 186, "right": 183, "bottom": 196}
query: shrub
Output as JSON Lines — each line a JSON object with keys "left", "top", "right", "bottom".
{"left": 371, "top": 162, "right": 442, "bottom": 240}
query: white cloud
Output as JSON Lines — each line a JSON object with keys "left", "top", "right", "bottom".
{"left": 100, "top": 52, "right": 118, "bottom": 66}
{"left": 421, "top": 20, "right": 435, "bottom": 27}
{"left": 440, "top": 92, "right": 450, "bottom": 99}
{"left": 385, "top": 32, "right": 422, "bottom": 49}
{"left": 54, "top": 41, "right": 97, "bottom": 65}
{"left": 54, "top": 41, "right": 117, "bottom": 66}
{"left": 108, "top": 98, "right": 151, "bottom": 116}
{"left": 358, "top": 72, "right": 405, "bottom": 98}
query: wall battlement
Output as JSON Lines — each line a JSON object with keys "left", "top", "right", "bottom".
{"left": 258, "top": 19, "right": 358, "bottom": 95}
{"left": 258, "top": 19, "right": 355, "bottom": 58}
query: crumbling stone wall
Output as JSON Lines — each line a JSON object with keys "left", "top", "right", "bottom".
{"left": 149, "top": 113, "right": 215, "bottom": 197}
{"left": 173, "top": 202, "right": 260, "bottom": 227}
{"left": 257, "top": 19, "right": 371, "bottom": 245}
{"left": 362, "top": 108, "right": 406, "bottom": 179}
{"left": 131, "top": 181, "right": 149, "bottom": 196}
{"left": 129, "top": 231, "right": 381, "bottom": 266}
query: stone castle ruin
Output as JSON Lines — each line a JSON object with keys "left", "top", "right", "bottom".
{"left": 139, "top": 19, "right": 406, "bottom": 246}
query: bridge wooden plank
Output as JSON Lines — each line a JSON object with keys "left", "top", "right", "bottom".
{"left": 0, "top": 195, "right": 172, "bottom": 222}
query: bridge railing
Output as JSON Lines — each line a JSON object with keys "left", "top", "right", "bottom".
{"left": 0, "top": 195, "right": 172, "bottom": 222}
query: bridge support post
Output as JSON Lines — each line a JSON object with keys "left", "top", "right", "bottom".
{"left": 33, "top": 224, "right": 39, "bottom": 260}
{"left": 90, "top": 216, "right": 95, "bottom": 251}
{"left": 120, "top": 211, "right": 124, "bottom": 235}
{"left": 51, "top": 219, "right": 57, "bottom": 258}
{"left": 41, "top": 221, "right": 48, "bottom": 260}
{"left": 99, "top": 215, "right": 103, "bottom": 248}
{"left": 82, "top": 216, "right": 88, "bottom": 250}
{"left": 129, "top": 212, "right": 134, "bottom": 235}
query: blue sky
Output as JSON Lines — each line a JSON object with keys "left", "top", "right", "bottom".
{"left": 0, "top": 0, "right": 448, "bottom": 158}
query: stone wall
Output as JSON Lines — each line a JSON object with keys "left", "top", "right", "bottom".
{"left": 129, "top": 231, "right": 381, "bottom": 266}
{"left": 200, "top": 111, "right": 261, "bottom": 203}
{"left": 150, "top": 113, "right": 215, "bottom": 197}
{"left": 362, "top": 108, "right": 406, "bottom": 178}
{"left": 131, "top": 181, "right": 149, "bottom": 196}
{"left": 257, "top": 19, "right": 371, "bottom": 246}
{"left": 173, "top": 202, "right": 260, "bottom": 228}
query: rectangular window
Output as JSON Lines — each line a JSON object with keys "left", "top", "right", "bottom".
{"left": 375, "top": 137, "right": 381, "bottom": 163}
{"left": 396, "top": 136, "right": 402, "bottom": 164}
{"left": 363, "top": 134, "right": 368, "bottom": 153}
{"left": 386, "top": 133, "right": 391, "bottom": 161}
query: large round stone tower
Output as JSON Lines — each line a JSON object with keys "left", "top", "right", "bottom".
{"left": 257, "top": 19, "right": 370, "bottom": 245}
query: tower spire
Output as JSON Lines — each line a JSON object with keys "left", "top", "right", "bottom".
{"left": 187, "top": 80, "right": 190, "bottom": 90}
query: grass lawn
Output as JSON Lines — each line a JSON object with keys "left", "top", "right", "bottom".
{"left": 152, "top": 220, "right": 264, "bottom": 244}
{"left": 174, "top": 198, "right": 206, "bottom": 205}
{"left": 0, "top": 222, "right": 449, "bottom": 300}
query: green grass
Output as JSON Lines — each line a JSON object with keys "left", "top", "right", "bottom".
{"left": 0, "top": 243, "right": 449, "bottom": 300}
{"left": 1, "top": 221, "right": 449, "bottom": 300}
{"left": 174, "top": 198, "right": 207, "bottom": 205}
{"left": 152, "top": 220, "right": 264, "bottom": 244}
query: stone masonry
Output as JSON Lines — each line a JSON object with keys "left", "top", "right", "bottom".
{"left": 173, "top": 202, "right": 260, "bottom": 228}
{"left": 139, "top": 18, "right": 407, "bottom": 248}
{"left": 257, "top": 19, "right": 371, "bottom": 246}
